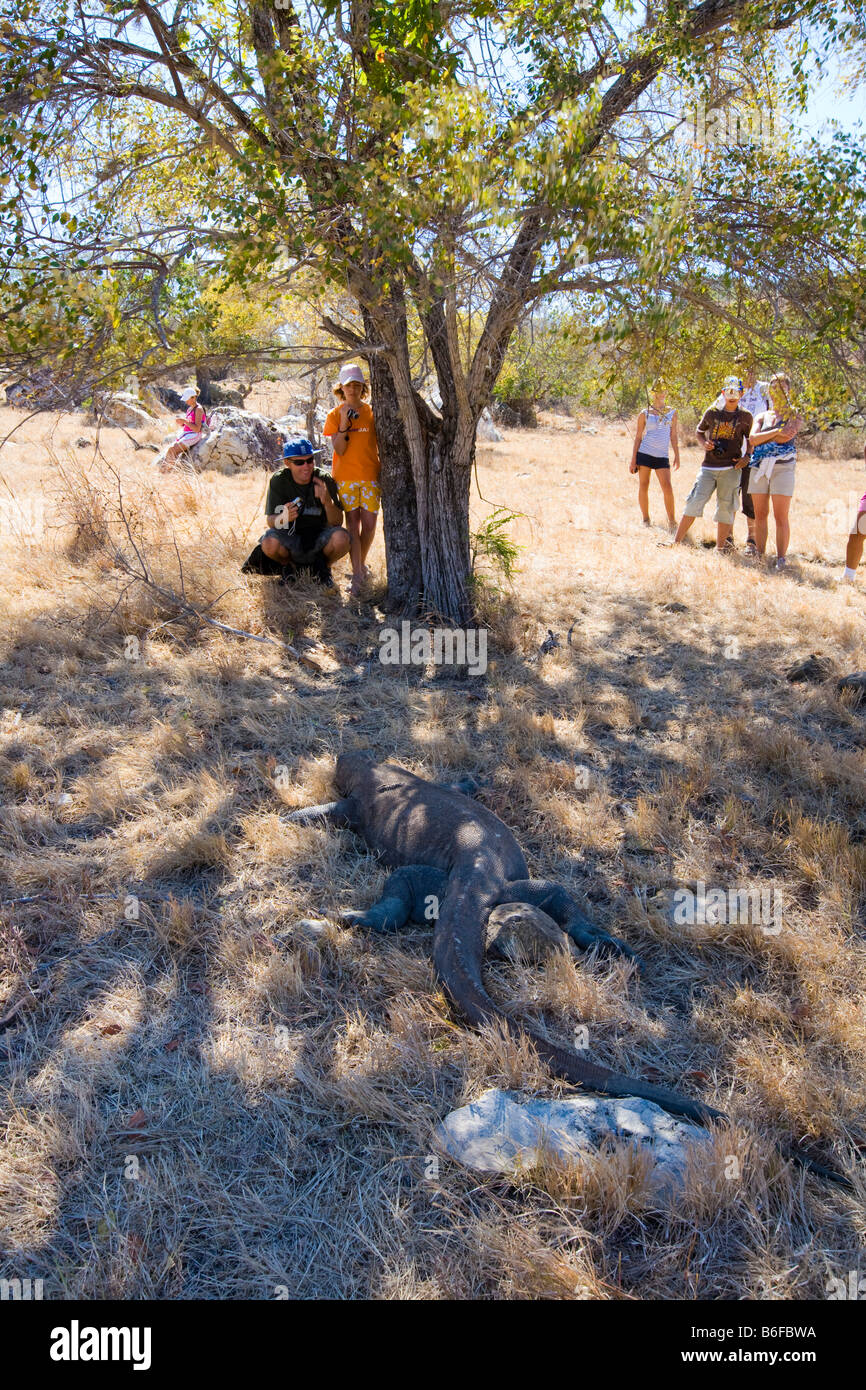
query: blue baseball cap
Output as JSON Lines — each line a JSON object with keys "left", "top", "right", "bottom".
{"left": 283, "top": 436, "right": 322, "bottom": 460}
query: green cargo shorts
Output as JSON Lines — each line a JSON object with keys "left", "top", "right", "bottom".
{"left": 682, "top": 465, "right": 742, "bottom": 526}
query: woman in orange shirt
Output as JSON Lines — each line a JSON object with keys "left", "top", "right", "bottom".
{"left": 323, "top": 364, "right": 381, "bottom": 596}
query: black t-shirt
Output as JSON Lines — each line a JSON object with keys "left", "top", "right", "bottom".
{"left": 265, "top": 467, "right": 341, "bottom": 550}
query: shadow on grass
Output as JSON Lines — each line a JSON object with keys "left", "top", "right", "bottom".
{"left": 0, "top": 563, "right": 864, "bottom": 1296}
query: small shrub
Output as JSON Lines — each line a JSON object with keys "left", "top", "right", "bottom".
{"left": 470, "top": 508, "right": 523, "bottom": 583}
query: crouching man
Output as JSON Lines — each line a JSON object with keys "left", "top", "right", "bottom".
{"left": 260, "top": 437, "right": 350, "bottom": 586}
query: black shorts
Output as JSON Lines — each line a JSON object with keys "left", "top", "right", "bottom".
{"left": 260, "top": 524, "right": 341, "bottom": 564}
{"left": 636, "top": 451, "right": 671, "bottom": 471}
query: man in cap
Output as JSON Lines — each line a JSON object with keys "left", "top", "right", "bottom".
{"left": 255, "top": 436, "right": 350, "bottom": 585}
{"left": 674, "top": 376, "right": 754, "bottom": 550}
{"left": 714, "top": 362, "right": 769, "bottom": 553}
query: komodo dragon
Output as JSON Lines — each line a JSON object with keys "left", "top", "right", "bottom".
{"left": 291, "top": 753, "right": 851, "bottom": 1184}
{"left": 290, "top": 751, "right": 721, "bottom": 1125}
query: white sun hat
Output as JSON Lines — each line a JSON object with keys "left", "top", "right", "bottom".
{"left": 180, "top": 386, "right": 198, "bottom": 401}
{"left": 336, "top": 364, "right": 365, "bottom": 386}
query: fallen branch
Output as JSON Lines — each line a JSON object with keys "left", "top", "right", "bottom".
{"left": 102, "top": 464, "right": 321, "bottom": 670}
{"left": 112, "top": 548, "right": 322, "bottom": 669}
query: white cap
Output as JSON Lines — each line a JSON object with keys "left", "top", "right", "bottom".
{"left": 336, "top": 364, "right": 365, "bottom": 386}
{"left": 181, "top": 387, "right": 198, "bottom": 402}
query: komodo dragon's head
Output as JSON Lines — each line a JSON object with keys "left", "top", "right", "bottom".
{"left": 334, "top": 751, "right": 376, "bottom": 796}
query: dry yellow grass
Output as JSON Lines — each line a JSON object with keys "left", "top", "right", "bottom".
{"left": 0, "top": 399, "right": 865, "bottom": 1299}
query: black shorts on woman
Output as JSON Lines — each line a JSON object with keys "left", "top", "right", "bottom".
{"left": 635, "top": 450, "right": 671, "bottom": 471}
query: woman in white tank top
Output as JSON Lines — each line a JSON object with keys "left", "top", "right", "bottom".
{"left": 629, "top": 380, "right": 680, "bottom": 530}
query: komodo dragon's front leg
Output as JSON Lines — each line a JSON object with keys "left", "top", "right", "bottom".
{"left": 341, "top": 865, "right": 449, "bottom": 933}
{"left": 284, "top": 798, "right": 356, "bottom": 827}
{"left": 498, "top": 879, "right": 639, "bottom": 962}
{"left": 287, "top": 778, "right": 477, "bottom": 828}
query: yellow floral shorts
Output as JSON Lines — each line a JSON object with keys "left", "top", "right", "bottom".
{"left": 337, "top": 480, "right": 381, "bottom": 513}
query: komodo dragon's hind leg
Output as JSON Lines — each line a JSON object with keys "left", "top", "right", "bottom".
{"left": 342, "top": 865, "right": 449, "bottom": 933}
{"left": 498, "top": 880, "right": 639, "bottom": 963}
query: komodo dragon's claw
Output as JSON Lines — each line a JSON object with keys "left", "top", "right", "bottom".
{"left": 562, "top": 906, "right": 641, "bottom": 964}
{"left": 571, "top": 923, "right": 640, "bottom": 963}
{"left": 340, "top": 897, "right": 407, "bottom": 933}
{"left": 598, "top": 934, "right": 640, "bottom": 962}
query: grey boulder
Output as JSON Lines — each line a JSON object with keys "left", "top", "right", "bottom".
{"left": 437, "top": 1087, "right": 711, "bottom": 1197}
{"left": 476, "top": 408, "right": 503, "bottom": 443}
{"left": 157, "top": 407, "right": 284, "bottom": 473}
{"left": 92, "top": 392, "right": 159, "bottom": 429}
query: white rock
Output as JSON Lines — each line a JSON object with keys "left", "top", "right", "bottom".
{"left": 94, "top": 392, "right": 159, "bottom": 429}
{"left": 273, "top": 920, "right": 329, "bottom": 946}
{"left": 437, "top": 1087, "right": 711, "bottom": 1196}
{"left": 476, "top": 408, "right": 503, "bottom": 443}
{"left": 181, "top": 407, "right": 284, "bottom": 474}
{"left": 274, "top": 414, "right": 308, "bottom": 436}
{"left": 275, "top": 406, "right": 327, "bottom": 434}
{"left": 294, "top": 918, "right": 330, "bottom": 937}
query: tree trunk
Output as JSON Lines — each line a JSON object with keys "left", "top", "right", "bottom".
{"left": 362, "top": 291, "right": 478, "bottom": 626}
{"left": 195, "top": 363, "right": 214, "bottom": 406}
{"left": 363, "top": 308, "right": 424, "bottom": 617}
{"left": 305, "top": 370, "right": 320, "bottom": 449}
{"left": 414, "top": 418, "right": 475, "bottom": 626}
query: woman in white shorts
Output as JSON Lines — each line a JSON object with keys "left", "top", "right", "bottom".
{"left": 748, "top": 373, "right": 804, "bottom": 570}
{"left": 160, "top": 387, "right": 210, "bottom": 472}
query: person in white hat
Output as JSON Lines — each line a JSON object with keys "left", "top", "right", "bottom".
{"left": 323, "top": 364, "right": 381, "bottom": 595}
{"left": 713, "top": 363, "right": 769, "bottom": 554}
{"left": 160, "top": 386, "right": 211, "bottom": 471}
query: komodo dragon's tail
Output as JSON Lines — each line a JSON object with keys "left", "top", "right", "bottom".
{"left": 432, "top": 878, "right": 723, "bottom": 1127}
{"left": 433, "top": 882, "right": 853, "bottom": 1185}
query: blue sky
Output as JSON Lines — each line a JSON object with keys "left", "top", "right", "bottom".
{"left": 799, "top": 81, "right": 864, "bottom": 137}
{"left": 792, "top": 43, "right": 864, "bottom": 139}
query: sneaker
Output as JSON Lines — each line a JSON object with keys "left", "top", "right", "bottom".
{"left": 642, "top": 517, "right": 651, "bottom": 527}
{"left": 775, "top": 556, "right": 787, "bottom": 572}
{"left": 744, "top": 539, "right": 758, "bottom": 557}
{"left": 722, "top": 536, "right": 736, "bottom": 552}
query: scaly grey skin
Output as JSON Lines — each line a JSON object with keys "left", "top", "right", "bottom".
{"left": 291, "top": 755, "right": 853, "bottom": 1184}
{"left": 318, "top": 752, "right": 722, "bottom": 1126}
